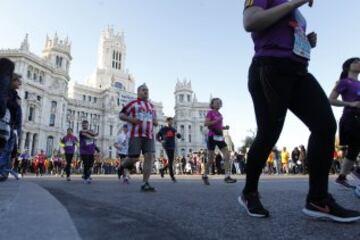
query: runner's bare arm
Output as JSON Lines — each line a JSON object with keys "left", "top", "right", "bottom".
{"left": 243, "top": 0, "right": 313, "bottom": 32}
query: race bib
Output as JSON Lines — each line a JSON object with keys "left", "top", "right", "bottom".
{"left": 65, "top": 141, "right": 73, "bottom": 147}
{"left": 292, "top": 25, "right": 311, "bottom": 59}
{"left": 85, "top": 139, "right": 94, "bottom": 146}
{"left": 290, "top": 10, "right": 311, "bottom": 59}
{"left": 213, "top": 135, "right": 224, "bottom": 142}
{"left": 137, "top": 111, "right": 152, "bottom": 121}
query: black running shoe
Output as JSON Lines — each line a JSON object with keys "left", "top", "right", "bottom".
{"left": 302, "top": 194, "right": 360, "bottom": 223}
{"left": 224, "top": 176, "right": 237, "bottom": 183}
{"left": 238, "top": 192, "right": 269, "bottom": 218}
{"left": 202, "top": 175, "right": 210, "bottom": 185}
{"left": 141, "top": 182, "right": 156, "bottom": 192}
{"left": 335, "top": 176, "right": 356, "bottom": 189}
{"left": 171, "top": 176, "right": 177, "bottom": 183}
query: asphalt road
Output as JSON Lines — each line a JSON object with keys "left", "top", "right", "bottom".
{"left": 26, "top": 175, "right": 360, "bottom": 240}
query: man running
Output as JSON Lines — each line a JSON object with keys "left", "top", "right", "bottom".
{"left": 156, "top": 117, "right": 181, "bottom": 182}
{"left": 79, "top": 120, "right": 98, "bottom": 184}
{"left": 119, "top": 84, "right": 158, "bottom": 192}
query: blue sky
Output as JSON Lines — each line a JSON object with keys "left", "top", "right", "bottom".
{"left": 1, "top": 0, "right": 359, "bottom": 150}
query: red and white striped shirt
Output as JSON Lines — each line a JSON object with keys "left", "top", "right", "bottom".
{"left": 120, "top": 98, "right": 157, "bottom": 139}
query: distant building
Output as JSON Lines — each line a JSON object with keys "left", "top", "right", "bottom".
{"left": 0, "top": 27, "right": 233, "bottom": 158}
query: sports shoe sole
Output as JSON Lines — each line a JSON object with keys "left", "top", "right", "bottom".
{"left": 237, "top": 196, "right": 269, "bottom": 218}
{"left": 335, "top": 181, "right": 356, "bottom": 190}
{"left": 302, "top": 208, "right": 360, "bottom": 223}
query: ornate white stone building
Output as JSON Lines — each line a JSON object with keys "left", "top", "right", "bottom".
{"left": 174, "top": 80, "right": 208, "bottom": 156}
{"left": 0, "top": 28, "right": 165, "bottom": 158}
{"left": 0, "top": 27, "right": 233, "bottom": 158}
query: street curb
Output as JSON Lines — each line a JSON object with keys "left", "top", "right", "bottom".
{"left": 0, "top": 181, "right": 81, "bottom": 240}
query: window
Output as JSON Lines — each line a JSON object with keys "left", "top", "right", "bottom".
{"left": 109, "top": 146, "right": 113, "bottom": 159}
{"left": 37, "top": 96, "right": 41, "bottom": 101}
{"left": 110, "top": 125, "right": 113, "bottom": 136}
{"left": 112, "top": 51, "right": 122, "bottom": 70}
{"left": 46, "top": 136, "right": 54, "bottom": 156}
{"left": 49, "top": 114, "right": 56, "bottom": 127}
{"left": 180, "top": 125, "right": 185, "bottom": 141}
{"left": 179, "top": 94, "right": 184, "bottom": 102}
{"left": 24, "top": 91, "right": 28, "bottom": 99}
{"left": 189, "top": 134, "right": 191, "bottom": 143}
{"left": 94, "top": 97, "right": 97, "bottom": 103}
{"left": 27, "top": 70, "right": 31, "bottom": 78}
{"left": 33, "top": 73, "right": 37, "bottom": 80}
{"left": 83, "top": 95, "right": 86, "bottom": 101}
{"left": 187, "top": 95, "right": 191, "bottom": 102}
{"left": 51, "top": 101, "right": 57, "bottom": 109}
{"left": 39, "top": 75, "right": 43, "bottom": 83}
{"left": 88, "top": 96, "right": 91, "bottom": 102}
{"left": 28, "top": 107, "right": 34, "bottom": 121}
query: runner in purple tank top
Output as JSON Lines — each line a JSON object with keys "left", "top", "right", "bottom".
{"left": 241, "top": 0, "right": 360, "bottom": 222}
{"left": 329, "top": 58, "right": 360, "bottom": 191}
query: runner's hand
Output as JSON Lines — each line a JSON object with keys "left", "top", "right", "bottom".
{"left": 290, "top": 0, "right": 313, "bottom": 8}
{"left": 307, "top": 32, "right": 317, "bottom": 48}
{"left": 129, "top": 117, "right": 141, "bottom": 125}
{"left": 350, "top": 101, "right": 360, "bottom": 109}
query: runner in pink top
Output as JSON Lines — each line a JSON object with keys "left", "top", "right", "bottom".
{"left": 201, "top": 98, "right": 237, "bottom": 185}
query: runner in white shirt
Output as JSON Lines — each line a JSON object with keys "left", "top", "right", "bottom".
{"left": 114, "top": 124, "right": 130, "bottom": 182}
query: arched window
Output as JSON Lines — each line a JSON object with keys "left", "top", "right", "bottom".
{"left": 51, "top": 101, "right": 57, "bottom": 110}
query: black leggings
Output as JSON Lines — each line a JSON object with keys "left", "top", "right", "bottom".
{"left": 65, "top": 154, "right": 74, "bottom": 177}
{"left": 81, "top": 154, "right": 94, "bottom": 180}
{"left": 244, "top": 57, "right": 336, "bottom": 201}
{"left": 161, "top": 149, "right": 175, "bottom": 178}
{"left": 339, "top": 113, "right": 360, "bottom": 161}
